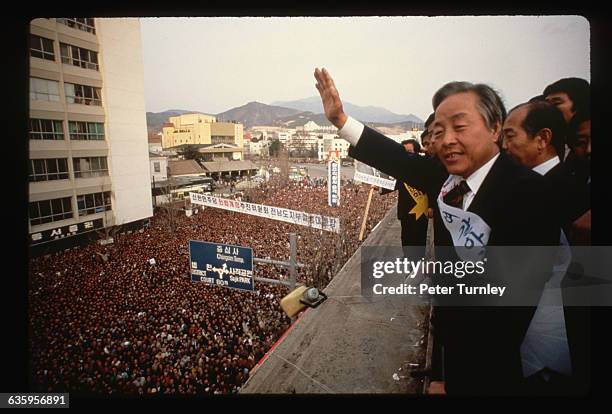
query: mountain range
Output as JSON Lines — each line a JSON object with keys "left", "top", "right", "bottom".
{"left": 146, "top": 99, "right": 423, "bottom": 132}
{"left": 272, "top": 96, "right": 423, "bottom": 124}
{"left": 216, "top": 102, "right": 302, "bottom": 127}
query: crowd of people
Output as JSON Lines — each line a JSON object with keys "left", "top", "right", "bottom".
{"left": 28, "top": 177, "right": 397, "bottom": 395}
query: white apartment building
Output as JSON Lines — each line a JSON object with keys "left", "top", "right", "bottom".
{"left": 29, "top": 18, "right": 153, "bottom": 252}
{"left": 248, "top": 140, "right": 268, "bottom": 157}
{"left": 149, "top": 154, "right": 168, "bottom": 183}
{"left": 317, "top": 134, "right": 351, "bottom": 160}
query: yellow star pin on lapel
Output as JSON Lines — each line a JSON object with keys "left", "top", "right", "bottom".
{"left": 403, "top": 182, "right": 429, "bottom": 220}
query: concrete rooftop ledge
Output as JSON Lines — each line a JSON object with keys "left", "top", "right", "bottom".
{"left": 241, "top": 205, "right": 430, "bottom": 394}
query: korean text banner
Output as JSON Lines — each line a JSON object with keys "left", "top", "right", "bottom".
{"left": 190, "top": 193, "right": 340, "bottom": 233}
{"left": 353, "top": 160, "right": 396, "bottom": 190}
{"left": 328, "top": 159, "right": 340, "bottom": 207}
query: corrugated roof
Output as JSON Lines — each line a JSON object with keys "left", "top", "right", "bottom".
{"left": 168, "top": 159, "right": 205, "bottom": 176}
{"left": 201, "top": 160, "right": 258, "bottom": 173}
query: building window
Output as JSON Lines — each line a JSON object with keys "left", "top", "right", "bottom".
{"left": 56, "top": 18, "right": 96, "bottom": 34}
{"left": 60, "top": 43, "right": 99, "bottom": 71}
{"left": 68, "top": 121, "right": 105, "bottom": 140}
{"left": 29, "top": 119, "right": 64, "bottom": 140}
{"left": 29, "top": 197, "right": 73, "bottom": 226}
{"left": 73, "top": 156, "right": 108, "bottom": 178}
{"left": 211, "top": 136, "right": 235, "bottom": 145}
{"left": 30, "top": 77, "right": 60, "bottom": 102}
{"left": 64, "top": 82, "right": 102, "bottom": 106}
{"left": 154, "top": 162, "right": 161, "bottom": 173}
{"left": 77, "top": 191, "right": 111, "bottom": 216}
{"left": 29, "top": 158, "right": 69, "bottom": 182}
{"left": 30, "top": 35, "right": 55, "bottom": 61}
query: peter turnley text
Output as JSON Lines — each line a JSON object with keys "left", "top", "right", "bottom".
{"left": 372, "top": 283, "right": 507, "bottom": 297}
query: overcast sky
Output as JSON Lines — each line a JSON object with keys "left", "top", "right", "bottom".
{"left": 139, "top": 16, "right": 590, "bottom": 121}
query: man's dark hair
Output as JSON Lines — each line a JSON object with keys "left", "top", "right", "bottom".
{"left": 420, "top": 129, "right": 430, "bottom": 139}
{"left": 424, "top": 112, "right": 435, "bottom": 129}
{"left": 509, "top": 101, "right": 567, "bottom": 160}
{"left": 401, "top": 138, "right": 421, "bottom": 153}
{"left": 528, "top": 94, "right": 546, "bottom": 103}
{"left": 543, "top": 77, "right": 590, "bottom": 114}
{"left": 432, "top": 82, "right": 506, "bottom": 142}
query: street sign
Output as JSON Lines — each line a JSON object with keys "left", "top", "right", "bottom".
{"left": 189, "top": 240, "right": 254, "bottom": 291}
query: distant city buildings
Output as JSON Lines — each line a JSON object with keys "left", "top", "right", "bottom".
{"left": 316, "top": 134, "right": 350, "bottom": 161}
{"left": 161, "top": 113, "right": 244, "bottom": 161}
{"left": 148, "top": 132, "right": 163, "bottom": 153}
{"left": 298, "top": 120, "right": 336, "bottom": 133}
{"left": 149, "top": 153, "right": 168, "bottom": 182}
{"left": 244, "top": 120, "right": 419, "bottom": 161}
{"left": 247, "top": 140, "right": 268, "bottom": 157}
{"left": 28, "top": 18, "right": 152, "bottom": 253}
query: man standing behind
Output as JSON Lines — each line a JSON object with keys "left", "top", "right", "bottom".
{"left": 565, "top": 109, "right": 591, "bottom": 245}
{"left": 313, "top": 67, "right": 558, "bottom": 395}
{"left": 543, "top": 77, "right": 590, "bottom": 164}
{"left": 378, "top": 139, "right": 429, "bottom": 247}
{"left": 543, "top": 77, "right": 590, "bottom": 124}
{"left": 502, "top": 101, "right": 590, "bottom": 395}
{"left": 420, "top": 113, "right": 436, "bottom": 158}
{"left": 566, "top": 109, "right": 591, "bottom": 186}
{"left": 502, "top": 101, "right": 589, "bottom": 234}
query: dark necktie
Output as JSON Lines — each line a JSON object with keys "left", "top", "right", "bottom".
{"left": 443, "top": 180, "right": 471, "bottom": 209}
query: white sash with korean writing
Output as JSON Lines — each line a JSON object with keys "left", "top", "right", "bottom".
{"left": 437, "top": 177, "right": 491, "bottom": 261}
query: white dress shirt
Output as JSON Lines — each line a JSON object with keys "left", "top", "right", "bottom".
{"left": 532, "top": 156, "right": 560, "bottom": 176}
{"left": 338, "top": 115, "right": 365, "bottom": 146}
{"left": 339, "top": 115, "right": 499, "bottom": 210}
{"left": 449, "top": 153, "right": 499, "bottom": 210}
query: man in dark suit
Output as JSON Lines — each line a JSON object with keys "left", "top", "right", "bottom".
{"left": 314, "top": 67, "right": 559, "bottom": 395}
{"left": 566, "top": 109, "right": 591, "bottom": 184}
{"left": 503, "top": 101, "right": 589, "bottom": 234}
{"left": 379, "top": 139, "right": 429, "bottom": 247}
{"left": 543, "top": 77, "right": 590, "bottom": 166}
{"left": 565, "top": 109, "right": 591, "bottom": 245}
{"left": 502, "top": 100, "right": 590, "bottom": 395}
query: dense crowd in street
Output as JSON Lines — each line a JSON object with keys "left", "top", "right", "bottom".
{"left": 28, "top": 177, "right": 397, "bottom": 395}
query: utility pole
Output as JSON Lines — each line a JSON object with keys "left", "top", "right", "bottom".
{"left": 252, "top": 233, "right": 304, "bottom": 289}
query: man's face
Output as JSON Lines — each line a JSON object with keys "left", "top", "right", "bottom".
{"left": 403, "top": 143, "right": 416, "bottom": 153}
{"left": 501, "top": 106, "right": 541, "bottom": 168}
{"left": 426, "top": 126, "right": 437, "bottom": 157}
{"left": 545, "top": 92, "right": 574, "bottom": 123}
{"left": 572, "top": 120, "right": 591, "bottom": 161}
{"left": 431, "top": 91, "right": 500, "bottom": 178}
{"left": 421, "top": 135, "right": 434, "bottom": 156}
